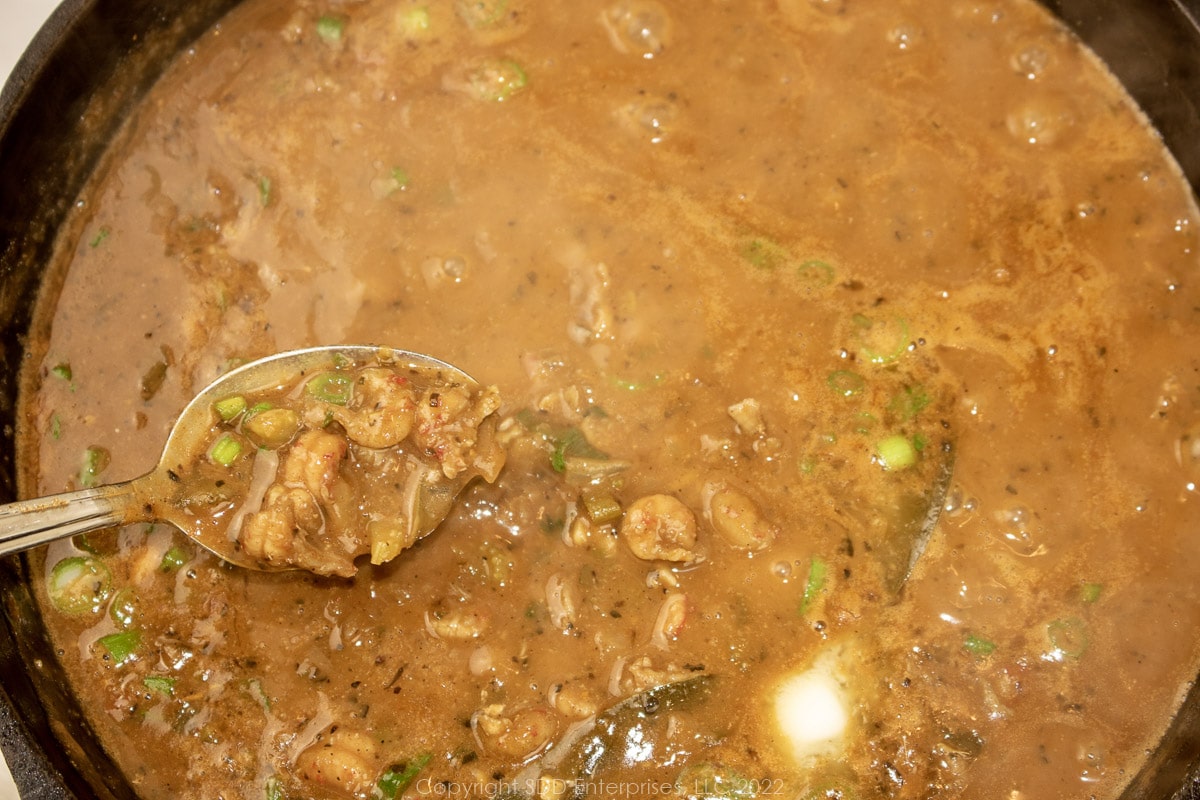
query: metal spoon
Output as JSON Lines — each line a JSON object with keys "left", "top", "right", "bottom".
{"left": 0, "top": 345, "right": 497, "bottom": 574}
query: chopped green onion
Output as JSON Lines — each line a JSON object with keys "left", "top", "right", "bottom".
{"left": 51, "top": 362, "right": 72, "bottom": 381}
{"left": 306, "top": 372, "right": 354, "bottom": 405}
{"left": 398, "top": 6, "right": 432, "bottom": 36}
{"left": 143, "top": 675, "right": 176, "bottom": 696}
{"left": 264, "top": 775, "right": 284, "bottom": 800}
{"left": 797, "top": 259, "right": 835, "bottom": 287}
{"left": 1047, "top": 617, "right": 1088, "bottom": 659}
{"left": 209, "top": 434, "right": 244, "bottom": 467}
{"left": 889, "top": 384, "right": 931, "bottom": 420}
{"left": 582, "top": 493, "right": 622, "bottom": 525}
{"left": 109, "top": 587, "right": 137, "bottom": 627}
{"left": 875, "top": 434, "right": 916, "bottom": 471}
{"left": 98, "top": 629, "right": 141, "bottom": 664}
{"left": 1080, "top": 582, "right": 1103, "bottom": 604}
{"left": 963, "top": 633, "right": 996, "bottom": 657}
{"left": 246, "top": 401, "right": 275, "bottom": 417}
{"left": 391, "top": 167, "right": 411, "bottom": 189}
{"left": 160, "top": 546, "right": 188, "bottom": 572}
{"left": 89, "top": 226, "right": 111, "bottom": 248}
{"left": 911, "top": 432, "right": 928, "bottom": 452}
{"left": 79, "top": 446, "right": 110, "bottom": 488}
{"left": 739, "top": 237, "right": 788, "bottom": 271}
{"left": 853, "top": 412, "right": 877, "bottom": 434}
{"left": 49, "top": 413, "right": 62, "bottom": 440}
{"left": 214, "top": 395, "right": 247, "bottom": 422}
{"left": 826, "top": 370, "right": 865, "bottom": 398}
{"left": 316, "top": 14, "right": 346, "bottom": 43}
{"left": 611, "top": 372, "right": 666, "bottom": 391}
{"left": 247, "top": 678, "right": 272, "bottom": 711}
{"left": 72, "top": 533, "right": 100, "bottom": 555}
{"left": 856, "top": 316, "right": 911, "bottom": 365}
{"left": 377, "top": 753, "right": 433, "bottom": 800}
{"left": 48, "top": 556, "right": 113, "bottom": 615}
{"left": 799, "top": 556, "right": 828, "bottom": 615}
{"left": 550, "top": 428, "right": 607, "bottom": 473}
{"left": 257, "top": 175, "right": 272, "bottom": 207}
{"left": 466, "top": 58, "right": 528, "bottom": 102}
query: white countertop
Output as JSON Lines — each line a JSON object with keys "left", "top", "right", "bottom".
{"left": 1, "top": 3, "right": 77, "bottom": 797}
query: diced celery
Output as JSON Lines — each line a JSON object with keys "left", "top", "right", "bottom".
{"left": 306, "top": 372, "right": 354, "bottom": 405}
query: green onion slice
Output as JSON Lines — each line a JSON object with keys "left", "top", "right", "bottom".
{"left": 826, "top": 370, "right": 865, "bottom": 398}
{"left": 214, "top": 395, "right": 247, "bottom": 422}
{"left": 143, "top": 675, "right": 176, "bottom": 696}
{"left": 109, "top": 587, "right": 137, "bottom": 627}
{"left": 209, "top": 434, "right": 244, "bottom": 467}
{"left": 875, "top": 434, "right": 917, "bottom": 471}
{"left": 799, "top": 556, "right": 828, "bottom": 615}
{"left": 856, "top": 316, "right": 911, "bottom": 365}
{"left": 160, "top": 546, "right": 189, "bottom": 572}
{"left": 79, "top": 446, "right": 110, "bottom": 488}
{"left": 48, "top": 556, "right": 113, "bottom": 615}
{"left": 316, "top": 14, "right": 345, "bottom": 43}
{"left": 1047, "top": 617, "right": 1088, "bottom": 659}
{"left": 963, "top": 633, "right": 996, "bottom": 657}
{"left": 797, "top": 259, "right": 835, "bottom": 287}
{"left": 377, "top": 753, "right": 433, "bottom": 800}
{"left": 305, "top": 371, "right": 354, "bottom": 405}
{"left": 467, "top": 59, "right": 528, "bottom": 102}
{"left": 98, "top": 630, "right": 141, "bottom": 664}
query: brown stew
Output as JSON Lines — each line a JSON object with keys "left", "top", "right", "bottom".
{"left": 19, "top": 0, "right": 1200, "bottom": 798}
{"left": 174, "top": 351, "right": 503, "bottom": 576}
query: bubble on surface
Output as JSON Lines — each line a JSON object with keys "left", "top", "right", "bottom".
{"left": 1006, "top": 95, "right": 1075, "bottom": 145}
{"left": 601, "top": 1, "right": 672, "bottom": 59}
{"left": 887, "top": 23, "right": 922, "bottom": 51}
{"left": 1011, "top": 43, "right": 1050, "bottom": 80}
{"left": 616, "top": 95, "right": 678, "bottom": 143}
{"left": 994, "top": 505, "right": 1047, "bottom": 557}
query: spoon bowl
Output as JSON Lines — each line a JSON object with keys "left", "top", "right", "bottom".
{"left": 0, "top": 345, "right": 499, "bottom": 573}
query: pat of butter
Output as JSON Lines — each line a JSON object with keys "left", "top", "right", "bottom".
{"left": 774, "top": 669, "right": 848, "bottom": 758}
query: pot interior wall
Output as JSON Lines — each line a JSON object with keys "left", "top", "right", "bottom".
{"left": 0, "top": 0, "right": 1196, "bottom": 797}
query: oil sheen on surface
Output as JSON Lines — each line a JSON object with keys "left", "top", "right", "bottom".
{"left": 19, "top": 0, "right": 1200, "bottom": 798}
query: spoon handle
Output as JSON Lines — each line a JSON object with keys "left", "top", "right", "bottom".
{"left": 0, "top": 481, "right": 141, "bottom": 556}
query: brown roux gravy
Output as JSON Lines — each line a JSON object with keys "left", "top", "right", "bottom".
{"left": 20, "top": 0, "right": 1200, "bottom": 798}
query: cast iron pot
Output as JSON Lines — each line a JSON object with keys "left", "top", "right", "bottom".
{"left": 0, "top": 0, "right": 1197, "bottom": 797}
